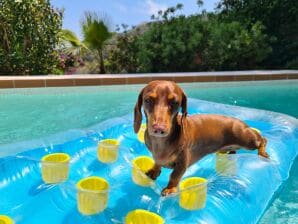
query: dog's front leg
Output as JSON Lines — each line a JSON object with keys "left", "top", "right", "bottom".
{"left": 146, "top": 164, "right": 161, "bottom": 180}
{"left": 161, "top": 160, "right": 187, "bottom": 196}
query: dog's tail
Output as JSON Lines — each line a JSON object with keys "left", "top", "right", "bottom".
{"left": 249, "top": 128, "right": 269, "bottom": 158}
{"left": 258, "top": 137, "right": 269, "bottom": 158}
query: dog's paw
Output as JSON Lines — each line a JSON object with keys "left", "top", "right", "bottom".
{"left": 259, "top": 151, "right": 270, "bottom": 159}
{"left": 161, "top": 187, "right": 178, "bottom": 196}
{"left": 146, "top": 168, "right": 161, "bottom": 180}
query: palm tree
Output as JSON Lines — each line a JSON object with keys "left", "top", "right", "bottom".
{"left": 60, "top": 29, "right": 87, "bottom": 57}
{"left": 81, "top": 11, "right": 112, "bottom": 74}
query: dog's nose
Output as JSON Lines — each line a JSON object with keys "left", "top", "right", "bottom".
{"left": 152, "top": 124, "right": 166, "bottom": 135}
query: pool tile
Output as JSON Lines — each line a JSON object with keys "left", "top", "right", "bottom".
{"left": 151, "top": 76, "right": 173, "bottom": 81}
{"left": 127, "top": 77, "right": 152, "bottom": 84}
{"left": 254, "top": 75, "right": 271, "bottom": 80}
{"left": 235, "top": 75, "right": 254, "bottom": 81}
{"left": 0, "top": 80, "right": 14, "bottom": 88}
{"left": 288, "top": 74, "right": 298, "bottom": 79}
{"left": 74, "top": 78, "right": 102, "bottom": 86}
{"left": 194, "top": 76, "right": 216, "bottom": 82}
{"left": 46, "top": 79, "right": 74, "bottom": 87}
{"left": 216, "top": 76, "right": 235, "bottom": 82}
{"left": 14, "top": 79, "right": 45, "bottom": 88}
{"left": 271, "top": 74, "right": 287, "bottom": 80}
{"left": 0, "top": 71, "right": 296, "bottom": 88}
{"left": 100, "top": 77, "right": 126, "bottom": 85}
{"left": 174, "top": 76, "right": 196, "bottom": 83}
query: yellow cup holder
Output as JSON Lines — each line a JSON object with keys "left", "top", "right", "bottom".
{"left": 179, "top": 177, "right": 207, "bottom": 210}
{"left": 132, "top": 156, "right": 154, "bottom": 187}
{"left": 125, "top": 209, "right": 164, "bottom": 224}
{"left": 97, "top": 139, "right": 120, "bottom": 163}
{"left": 77, "top": 176, "right": 109, "bottom": 215}
{"left": 137, "top": 124, "right": 147, "bottom": 143}
{"left": 0, "top": 215, "right": 14, "bottom": 224}
{"left": 215, "top": 152, "right": 237, "bottom": 176}
{"left": 41, "top": 153, "right": 70, "bottom": 184}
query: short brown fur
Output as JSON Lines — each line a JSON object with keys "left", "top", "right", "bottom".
{"left": 134, "top": 80, "right": 269, "bottom": 196}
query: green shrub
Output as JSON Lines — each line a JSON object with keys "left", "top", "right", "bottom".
{"left": 105, "top": 2, "right": 281, "bottom": 73}
{"left": 134, "top": 5, "right": 272, "bottom": 72}
{"left": 106, "top": 24, "right": 141, "bottom": 73}
{"left": 0, "top": 0, "right": 62, "bottom": 75}
{"left": 203, "top": 21, "right": 272, "bottom": 70}
{"left": 217, "top": 0, "right": 298, "bottom": 68}
{"left": 137, "top": 15, "right": 208, "bottom": 72}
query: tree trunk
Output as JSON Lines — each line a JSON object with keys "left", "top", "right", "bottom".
{"left": 98, "top": 49, "right": 106, "bottom": 74}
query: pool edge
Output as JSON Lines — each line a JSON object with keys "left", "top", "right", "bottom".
{"left": 0, "top": 70, "right": 298, "bottom": 88}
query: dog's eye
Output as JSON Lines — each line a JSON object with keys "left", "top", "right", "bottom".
{"left": 169, "top": 100, "right": 179, "bottom": 108}
{"left": 144, "top": 98, "right": 154, "bottom": 106}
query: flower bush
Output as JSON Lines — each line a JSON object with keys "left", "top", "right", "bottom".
{"left": 58, "top": 53, "right": 85, "bottom": 74}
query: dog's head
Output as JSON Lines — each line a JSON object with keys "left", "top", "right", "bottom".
{"left": 134, "top": 80, "right": 187, "bottom": 137}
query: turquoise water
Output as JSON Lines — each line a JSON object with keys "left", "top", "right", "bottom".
{"left": 0, "top": 80, "right": 297, "bottom": 222}
{"left": 0, "top": 80, "right": 297, "bottom": 145}
{"left": 259, "top": 157, "right": 298, "bottom": 223}
{"left": 0, "top": 100, "right": 296, "bottom": 223}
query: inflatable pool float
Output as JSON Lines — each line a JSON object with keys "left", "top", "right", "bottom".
{"left": 0, "top": 99, "right": 297, "bottom": 224}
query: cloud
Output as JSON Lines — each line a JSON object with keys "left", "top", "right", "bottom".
{"left": 145, "top": 0, "right": 167, "bottom": 15}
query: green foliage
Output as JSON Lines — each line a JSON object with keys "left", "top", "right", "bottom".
{"left": 59, "top": 13, "right": 113, "bottom": 74}
{"left": 286, "top": 57, "right": 298, "bottom": 69}
{"left": 106, "top": 4, "right": 272, "bottom": 73}
{"left": 137, "top": 15, "right": 208, "bottom": 72}
{"left": 216, "top": 0, "right": 298, "bottom": 68}
{"left": 81, "top": 12, "right": 112, "bottom": 50}
{"left": 59, "top": 29, "right": 88, "bottom": 57}
{"left": 0, "top": 0, "right": 62, "bottom": 75}
{"left": 106, "top": 24, "right": 140, "bottom": 73}
{"left": 203, "top": 21, "right": 272, "bottom": 70}
{"left": 81, "top": 11, "right": 112, "bottom": 73}
{"left": 106, "top": 1, "right": 296, "bottom": 73}
{"left": 60, "top": 29, "right": 82, "bottom": 47}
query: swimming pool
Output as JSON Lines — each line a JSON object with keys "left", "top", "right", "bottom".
{"left": 0, "top": 80, "right": 297, "bottom": 223}
{"left": 0, "top": 80, "right": 297, "bottom": 146}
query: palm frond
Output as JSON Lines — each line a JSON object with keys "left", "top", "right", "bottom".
{"left": 59, "top": 29, "right": 88, "bottom": 56}
{"left": 80, "top": 11, "right": 112, "bottom": 50}
{"left": 60, "top": 29, "right": 82, "bottom": 47}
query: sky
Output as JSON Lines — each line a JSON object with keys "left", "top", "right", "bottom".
{"left": 51, "top": 0, "right": 218, "bottom": 39}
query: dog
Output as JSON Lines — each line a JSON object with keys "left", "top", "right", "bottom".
{"left": 134, "top": 80, "right": 269, "bottom": 196}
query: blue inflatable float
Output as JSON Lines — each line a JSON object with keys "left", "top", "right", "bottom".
{"left": 0, "top": 99, "right": 297, "bottom": 224}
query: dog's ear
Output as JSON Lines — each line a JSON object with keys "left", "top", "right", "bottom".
{"left": 134, "top": 89, "right": 144, "bottom": 133}
{"left": 181, "top": 91, "right": 188, "bottom": 118}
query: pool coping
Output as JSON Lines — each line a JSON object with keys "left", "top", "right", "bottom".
{"left": 0, "top": 70, "right": 297, "bottom": 88}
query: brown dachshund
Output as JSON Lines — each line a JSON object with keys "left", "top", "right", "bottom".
{"left": 134, "top": 80, "right": 269, "bottom": 196}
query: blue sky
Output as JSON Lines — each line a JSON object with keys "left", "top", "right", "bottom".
{"left": 51, "top": 0, "right": 218, "bottom": 39}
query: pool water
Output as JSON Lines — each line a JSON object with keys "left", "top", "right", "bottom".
{"left": 0, "top": 80, "right": 297, "bottom": 146}
{"left": 0, "top": 80, "right": 297, "bottom": 223}
{"left": 0, "top": 99, "right": 297, "bottom": 224}
{"left": 259, "top": 157, "right": 298, "bottom": 223}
